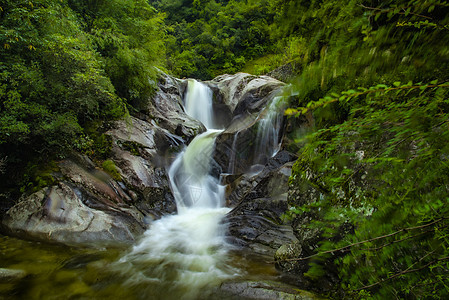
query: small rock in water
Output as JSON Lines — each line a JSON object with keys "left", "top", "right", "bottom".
{"left": 0, "top": 268, "right": 27, "bottom": 281}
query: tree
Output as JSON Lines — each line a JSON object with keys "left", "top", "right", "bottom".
{"left": 0, "top": 0, "right": 166, "bottom": 198}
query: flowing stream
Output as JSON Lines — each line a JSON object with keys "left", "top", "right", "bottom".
{"left": 116, "top": 80, "right": 236, "bottom": 299}
{"left": 0, "top": 79, "right": 289, "bottom": 299}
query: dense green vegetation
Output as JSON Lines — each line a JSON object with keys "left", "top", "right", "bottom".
{"left": 0, "top": 0, "right": 165, "bottom": 199}
{"left": 280, "top": 0, "right": 449, "bottom": 298}
{"left": 149, "top": 0, "right": 278, "bottom": 79}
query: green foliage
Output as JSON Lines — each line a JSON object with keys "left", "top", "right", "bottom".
{"left": 285, "top": 0, "right": 449, "bottom": 298}
{"left": 80, "top": 0, "right": 166, "bottom": 108}
{"left": 20, "top": 161, "right": 59, "bottom": 194}
{"left": 0, "top": 0, "right": 116, "bottom": 157}
{"left": 152, "top": 0, "right": 277, "bottom": 79}
{"left": 0, "top": 0, "right": 165, "bottom": 198}
{"left": 101, "top": 159, "right": 121, "bottom": 181}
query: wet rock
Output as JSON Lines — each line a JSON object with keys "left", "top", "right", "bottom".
{"left": 225, "top": 152, "right": 298, "bottom": 257}
{"left": 225, "top": 151, "right": 296, "bottom": 207}
{"left": 210, "top": 73, "right": 285, "bottom": 174}
{"left": 106, "top": 116, "right": 177, "bottom": 217}
{"left": 226, "top": 195, "right": 296, "bottom": 258}
{"left": 1, "top": 182, "right": 143, "bottom": 247}
{"left": 0, "top": 268, "right": 27, "bottom": 296}
{"left": 208, "top": 73, "right": 284, "bottom": 114}
{"left": 0, "top": 268, "right": 27, "bottom": 281}
{"left": 141, "top": 73, "right": 205, "bottom": 140}
{"left": 219, "top": 280, "right": 322, "bottom": 300}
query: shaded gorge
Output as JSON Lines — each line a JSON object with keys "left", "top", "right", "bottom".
{"left": 1, "top": 73, "right": 319, "bottom": 299}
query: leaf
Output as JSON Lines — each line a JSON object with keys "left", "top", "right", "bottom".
{"left": 284, "top": 108, "right": 298, "bottom": 116}
{"left": 393, "top": 81, "right": 401, "bottom": 87}
{"left": 331, "top": 92, "right": 340, "bottom": 98}
{"left": 405, "top": 7, "right": 411, "bottom": 16}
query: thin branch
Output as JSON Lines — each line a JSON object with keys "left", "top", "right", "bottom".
{"left": 297, "top": 82, "right": 449, "bottom": 116}
{"left": 354, "top": 256, "right": 449, "bottom": 291}
{"left": 277, "top": 218, "right": 445, "bottom": 262}
{"left": 358, "top": 4, "right": 433, "bottom": 20}
{"left": 363, "top": 229, "right": 434, "bottom": 252}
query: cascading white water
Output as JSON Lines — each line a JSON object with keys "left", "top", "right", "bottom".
{"left": 118, "top": 79, "right": 234, "bottom": 299}
{"left": 185, "top": 79, "right": 215, "bottom": 129}
{"left": 169, "top": 129, "right": 225, "bottom": 212}
{"left": 254, "top": 96, "right": 285, "bottom": 163}
{"left": 227, "top": 131, "right": 239, "bottom": 174}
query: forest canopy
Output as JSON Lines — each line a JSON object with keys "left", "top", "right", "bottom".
{"left": 0, "top": 0, "right": 165, "bottom": 195}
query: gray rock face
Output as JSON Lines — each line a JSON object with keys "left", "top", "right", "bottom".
{"left": 225, "top": 151, "right": 298, "bottom": 258}
{"left": 0, "top": 268, "right": 27, "bottom": 281}
{"left": 209, "top": 73, "right": 286, "bottom": 174}
{"left": 208, "top": 73, "right": 284, "bottom": 114}
{"left": 2, "top": 182, "right": 141, "bottom": 246}
{"left": 105, "top": 116, "right": 177, "bottom": 218}
{"left": 139, "top": 73, "right": 205, "bottom": 141}
{"left": 219, "top": 280, "right": 321, "bottom": 300}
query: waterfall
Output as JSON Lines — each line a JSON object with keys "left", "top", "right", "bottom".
{"left": 227, "top": 131, "right": 239, "bottom": 174}
{"left": 254, "top": 96, "right": 285, "bottom": 164}
{"left": 118, "top": 79, "right": 234, "bottom": 299}
{"left": 172, "top": 79, "right": 225, "bottom": 212}
{"left": 185, "top": 79, "right": 215, "bottom": 129}
{"left": 168, "top": 129, "right": 224, "bottom": 212}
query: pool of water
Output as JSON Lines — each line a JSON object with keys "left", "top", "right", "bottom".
{"left": 0, "top": 234, "right": 283, "bottom": 299}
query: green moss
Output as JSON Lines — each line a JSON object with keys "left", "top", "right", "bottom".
{"left": 118, "top": 141, "right": 141, "bottom": 156}
{"left": 101, "top": 160, "right": 121, "bottom": 181}
{"left": 20, "top": 161, "right": 59, "bottom": 194}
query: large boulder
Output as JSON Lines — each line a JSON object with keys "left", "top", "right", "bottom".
{"left": 219, "top": 280, "right": 321, "bottom": 300}
{"left": 207, "top": 73, "right": 284, "bottom": 114}
{"left": 138, "top": 72, "right": 205, "bottom": 141}
{"left": 209, "top": 73, "right": 286, "bottom": 174}
{"left": 1, "top": 182, "right": 142, "bottom": 246}
{"left": 105, "top": 116, "right": 178, "bottom": 218}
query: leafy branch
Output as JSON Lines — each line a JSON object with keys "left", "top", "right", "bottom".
{"left": 358, "top": 3, "right": 433, "bottom": 20}
{"left": 397, "top": 20, "right": 449, "bottom": 31}
{"left": 276, "top": 218, "right": 446, "bottom": 262}
{"left": 354, "top": 255, "right": 449, "bottom": 291}
{"left": 285, "top": 80, "right": 449, "bottom": 117}
{"left": 358, "top": 2, "right": 449, "bottom": 30}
